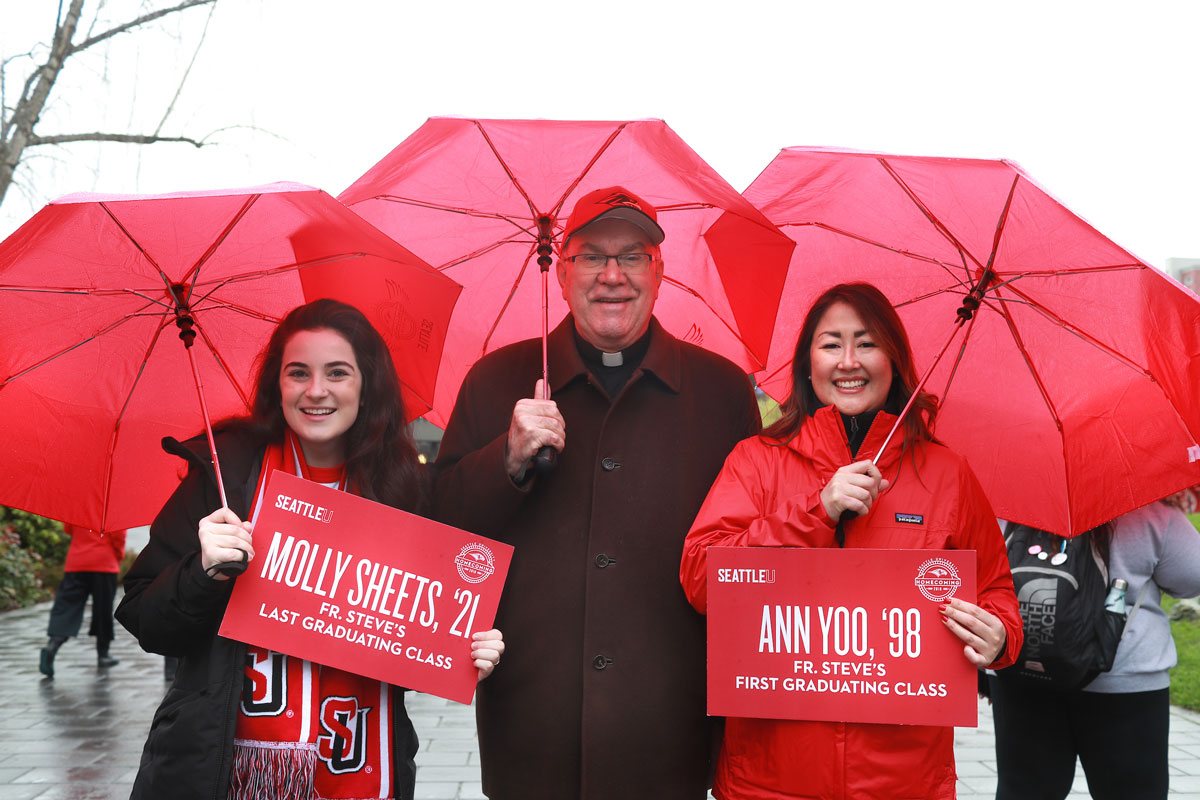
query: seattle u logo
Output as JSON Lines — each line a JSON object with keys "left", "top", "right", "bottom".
{"left": 317, "top": 696, "right": 372, "bottom": 773}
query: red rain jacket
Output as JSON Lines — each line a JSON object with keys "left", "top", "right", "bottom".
{"left": 680, "top": 406, "right": 1021, "bottom": 800}
{"left": 63, "top": 523, "right": 126, "bottom": 573}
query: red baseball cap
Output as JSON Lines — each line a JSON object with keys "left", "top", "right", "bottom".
{"left": 562, "top": 186, "right": 665, "bottom": 246}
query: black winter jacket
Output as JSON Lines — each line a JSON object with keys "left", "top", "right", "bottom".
{"left": 116, "top": 429, "right": 418, "bottom": 800}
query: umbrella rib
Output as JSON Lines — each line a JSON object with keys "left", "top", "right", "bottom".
{"left": 549, "top": 123, "right": 630, "bottom": 221}
{"left": 930, "top": 305, "right": 984, "bottom": 413}
{"left": 472, "top": 120, "right": 544, "bottom": 224}
{"left": 1000, "top": 263, "right": 1145, "bottom": 278}
{"left": 659, "top": 275, "right": 765, "bottom": 371}
{"left": 479, "top": 244, "right": 538, "bottom": 355}
{"left": 983, "top": 174, "right": 1023, "bottom": 277}
{"left": 99, "top": 315, "right": 174, "bottom": 533}
{"left": 371, "top": 195, "right": 540, "bottom": 231}
{"left": 0, "top": 286, "right": 180, "bottom": 315}
{"left": 99, "top": 202, "right": 172, "bottom": 286}
{"left": 993, "top": 287, "right": 1074, "bottom": 534}
{"left": 188, "top": 297, "right": 284, "bottom": 326}
{"left": 181, "top": 194, "right": 262, "bottom": 293}
{"left": 778, "top": 221, "right": 970, "bottom": 284}
{"left": 344, "top": 195, "right": 543, "bottom": 270}
{"left": 190, "top": 314, "right": 253, "bottom": 412}
{"left": 997, "top": 281, "right": 1160, "bottom": 378}
{"left": 876, "top": 157, "right": 987, "bottom": 277}
{"left": 0, "top": 299, "right": 163, "bottom": 388}
{"left": 437, "top": 234, "right": 537, "bottom": 272}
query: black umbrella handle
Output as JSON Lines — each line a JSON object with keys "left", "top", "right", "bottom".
{"left": 208, "top": 549, "right": 249, "bottom": 577}
{"left": 533, "top": 445, "right": 557, "bottom": 475}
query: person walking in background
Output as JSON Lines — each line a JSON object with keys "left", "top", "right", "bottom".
{"left": 433, "top": 187, "right": 761, "bottom": 799}
{"left": 39, "top": 523, "right": 126, "bottom": 678}
{"left": 988, "top": 500, "right": 1200, "bottom": 800}
{"left": 680, "top": 282, "right": 1021, "bottom": 799}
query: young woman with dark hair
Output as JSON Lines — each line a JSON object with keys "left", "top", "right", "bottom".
{"left": 117, "top": 299, "right": 503, "bottom": 800}
{"left": 680, "top": 282, "right": 1021, "bottom": 799}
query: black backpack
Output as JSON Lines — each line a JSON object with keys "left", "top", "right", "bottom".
{"left": 995, "top": 522, "right": 1127, "bottom": 689}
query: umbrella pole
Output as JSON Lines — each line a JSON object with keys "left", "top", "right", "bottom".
{"left": 872, "top": 269, "right": 996, "bottom": 466}
{"left": 184, "top": 344, "right": 229, "bottom": 509}
{"left": 532, "top": 215, "right": 557, "bottom": 474}
{"left": 171, "top": 283, "right": 247, "bottom": 576}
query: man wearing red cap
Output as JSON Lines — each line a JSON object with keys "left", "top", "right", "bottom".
{"left": 434, "top": 187, "right": 759, "bottom": 798}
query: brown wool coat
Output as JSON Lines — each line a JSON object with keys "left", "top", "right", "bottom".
{"left": 433, "top": 316, "right": 760, "bottom": 800}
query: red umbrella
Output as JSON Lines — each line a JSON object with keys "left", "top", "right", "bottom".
{"left": 338, "top": 117, "right": 795, "bottom": 428}
{"left": 744, "top": 147, "right": 1200, "bottom": 536}
{"left": 0, "top": 183, "right": 461, "bottom": 533}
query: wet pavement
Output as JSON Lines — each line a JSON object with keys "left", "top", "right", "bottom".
{"left": 4, "top": 597, "right": 1200, "bottom": 799}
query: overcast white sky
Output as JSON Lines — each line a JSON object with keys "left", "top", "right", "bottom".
{"left": 3, "top": 0, "right": 1198, "bottom": 271}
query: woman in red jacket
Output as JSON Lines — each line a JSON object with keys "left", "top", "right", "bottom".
{"left": 680, "top": 282, "right": 1021, "bottom": 800}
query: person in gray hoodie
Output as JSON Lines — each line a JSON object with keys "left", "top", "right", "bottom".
{"left": 988, "top": 500, "right": 1200, "bottom": 800}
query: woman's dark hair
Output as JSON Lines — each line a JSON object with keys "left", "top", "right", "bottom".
{"left": 764, "top": 282, "right": 938, "bottom": 450}
{"left": 249, "top": 299, "right": 425, "bottom": 513}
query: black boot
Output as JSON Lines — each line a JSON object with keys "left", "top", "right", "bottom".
{"left": 96, "top": 639, "right": 119, "bottom": 668}
{"left": 39, "top": 636, "right": 67, "bottom": 678}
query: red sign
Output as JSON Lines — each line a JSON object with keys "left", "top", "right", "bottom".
{"left": 707, "top": 547, "right": 977, "bottom": 727}
{"left": 219, "top": 471, "right": 512, "bottom": 704}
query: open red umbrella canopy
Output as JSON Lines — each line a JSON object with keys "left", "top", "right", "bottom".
{"left": 745, "top": 147, "right": 1200, "bottom": 537}
{"left": 0, "top": 183, "right": 460, "bottom": 533}
{"left": 339, "top": 117, "right": 794, "bottom": 428}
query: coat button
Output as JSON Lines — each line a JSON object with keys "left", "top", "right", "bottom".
{"left": 592, "top": 654, "right": 613, "bottom": 670}
{"left": 594, "top": 553, "right": 615, "bottom": 568}
{"left": 600, "top": 457, "right": 620, "bottom": 471}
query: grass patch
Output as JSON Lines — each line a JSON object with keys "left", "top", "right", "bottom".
{"left": 1168, "top": 597, "right": 1200, "bottom": 710}
{"left": 1168, "top": 513, "right": 1200, "bottom": 710}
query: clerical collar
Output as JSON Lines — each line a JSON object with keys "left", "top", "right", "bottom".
{"left": 572, "top": 326, "right": 652, "bottom": 371}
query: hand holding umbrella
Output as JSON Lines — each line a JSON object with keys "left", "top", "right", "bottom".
{"left": 197, "top": 507, "right": 255, "bottom": 581}
{"left": 819, "top": 460, "right": 889, "bottom": 520}
{"left": 504, "top": 379, "right": 565, "bottom": 481}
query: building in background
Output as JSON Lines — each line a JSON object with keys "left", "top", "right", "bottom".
{"left": 1167, "top": 257, "right": 1200, "bottom": 295}
{"left": 412, "top": 418, "right": 445, "bottom": 464}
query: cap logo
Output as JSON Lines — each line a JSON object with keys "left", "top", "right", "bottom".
{"left": 599, "top": 191, "right": 644, "bottom": 211}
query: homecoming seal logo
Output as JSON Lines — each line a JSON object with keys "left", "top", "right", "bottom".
{"left": 455, "top": 543, "right": 496, "bottom": 584}
{"left": 914, "top": 558, "right": 961, "bottom": 602}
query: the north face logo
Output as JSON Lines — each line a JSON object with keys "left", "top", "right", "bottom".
{"left": 600, "top": 191, "right": 643, "bottom": 211}
{"left": 1017, "top": 576, "right": 1058, "bottom": 657}
{"left": 317, "top": 696, "right": 372, "bottom": 773}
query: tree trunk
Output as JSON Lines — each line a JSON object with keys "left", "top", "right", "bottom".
{"left": 0, "top": 0, "right": 85, "bottom": 207}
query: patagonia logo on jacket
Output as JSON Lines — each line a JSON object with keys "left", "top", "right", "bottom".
{"left": 895, "top": 513, "right": 924, "bottom": 525}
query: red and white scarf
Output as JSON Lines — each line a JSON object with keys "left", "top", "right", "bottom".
{"left": 230, "top": 430, "right": 394, "bottom": 800}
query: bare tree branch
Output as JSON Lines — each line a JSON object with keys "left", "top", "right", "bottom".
{"left": 69, "top": 0, "right": 217, "bottom": 55}
{"left": 29, "top": 132, "right": 206, "bottom": 147}
{"left": 0, "top": 0, "right": 220, "bottom": 209}
{"left": 153, "top": 0, "right": 217, "bottom": 136}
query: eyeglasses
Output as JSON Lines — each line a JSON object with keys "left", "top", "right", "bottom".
{"left": 564, "top": 253, "right": 656, "bottom": 274}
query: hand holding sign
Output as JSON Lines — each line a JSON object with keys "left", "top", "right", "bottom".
{"left": 707, "top": 547, "right": 978, "bottom": 727}
{"left": 471, "top": 629, "right": 505, "bottom": 680}
{"left": 220, "top": 471, "right": 512, "bottom": 703}
{"left": 941, "top": 597, "right": 1007, "bottom": 667}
